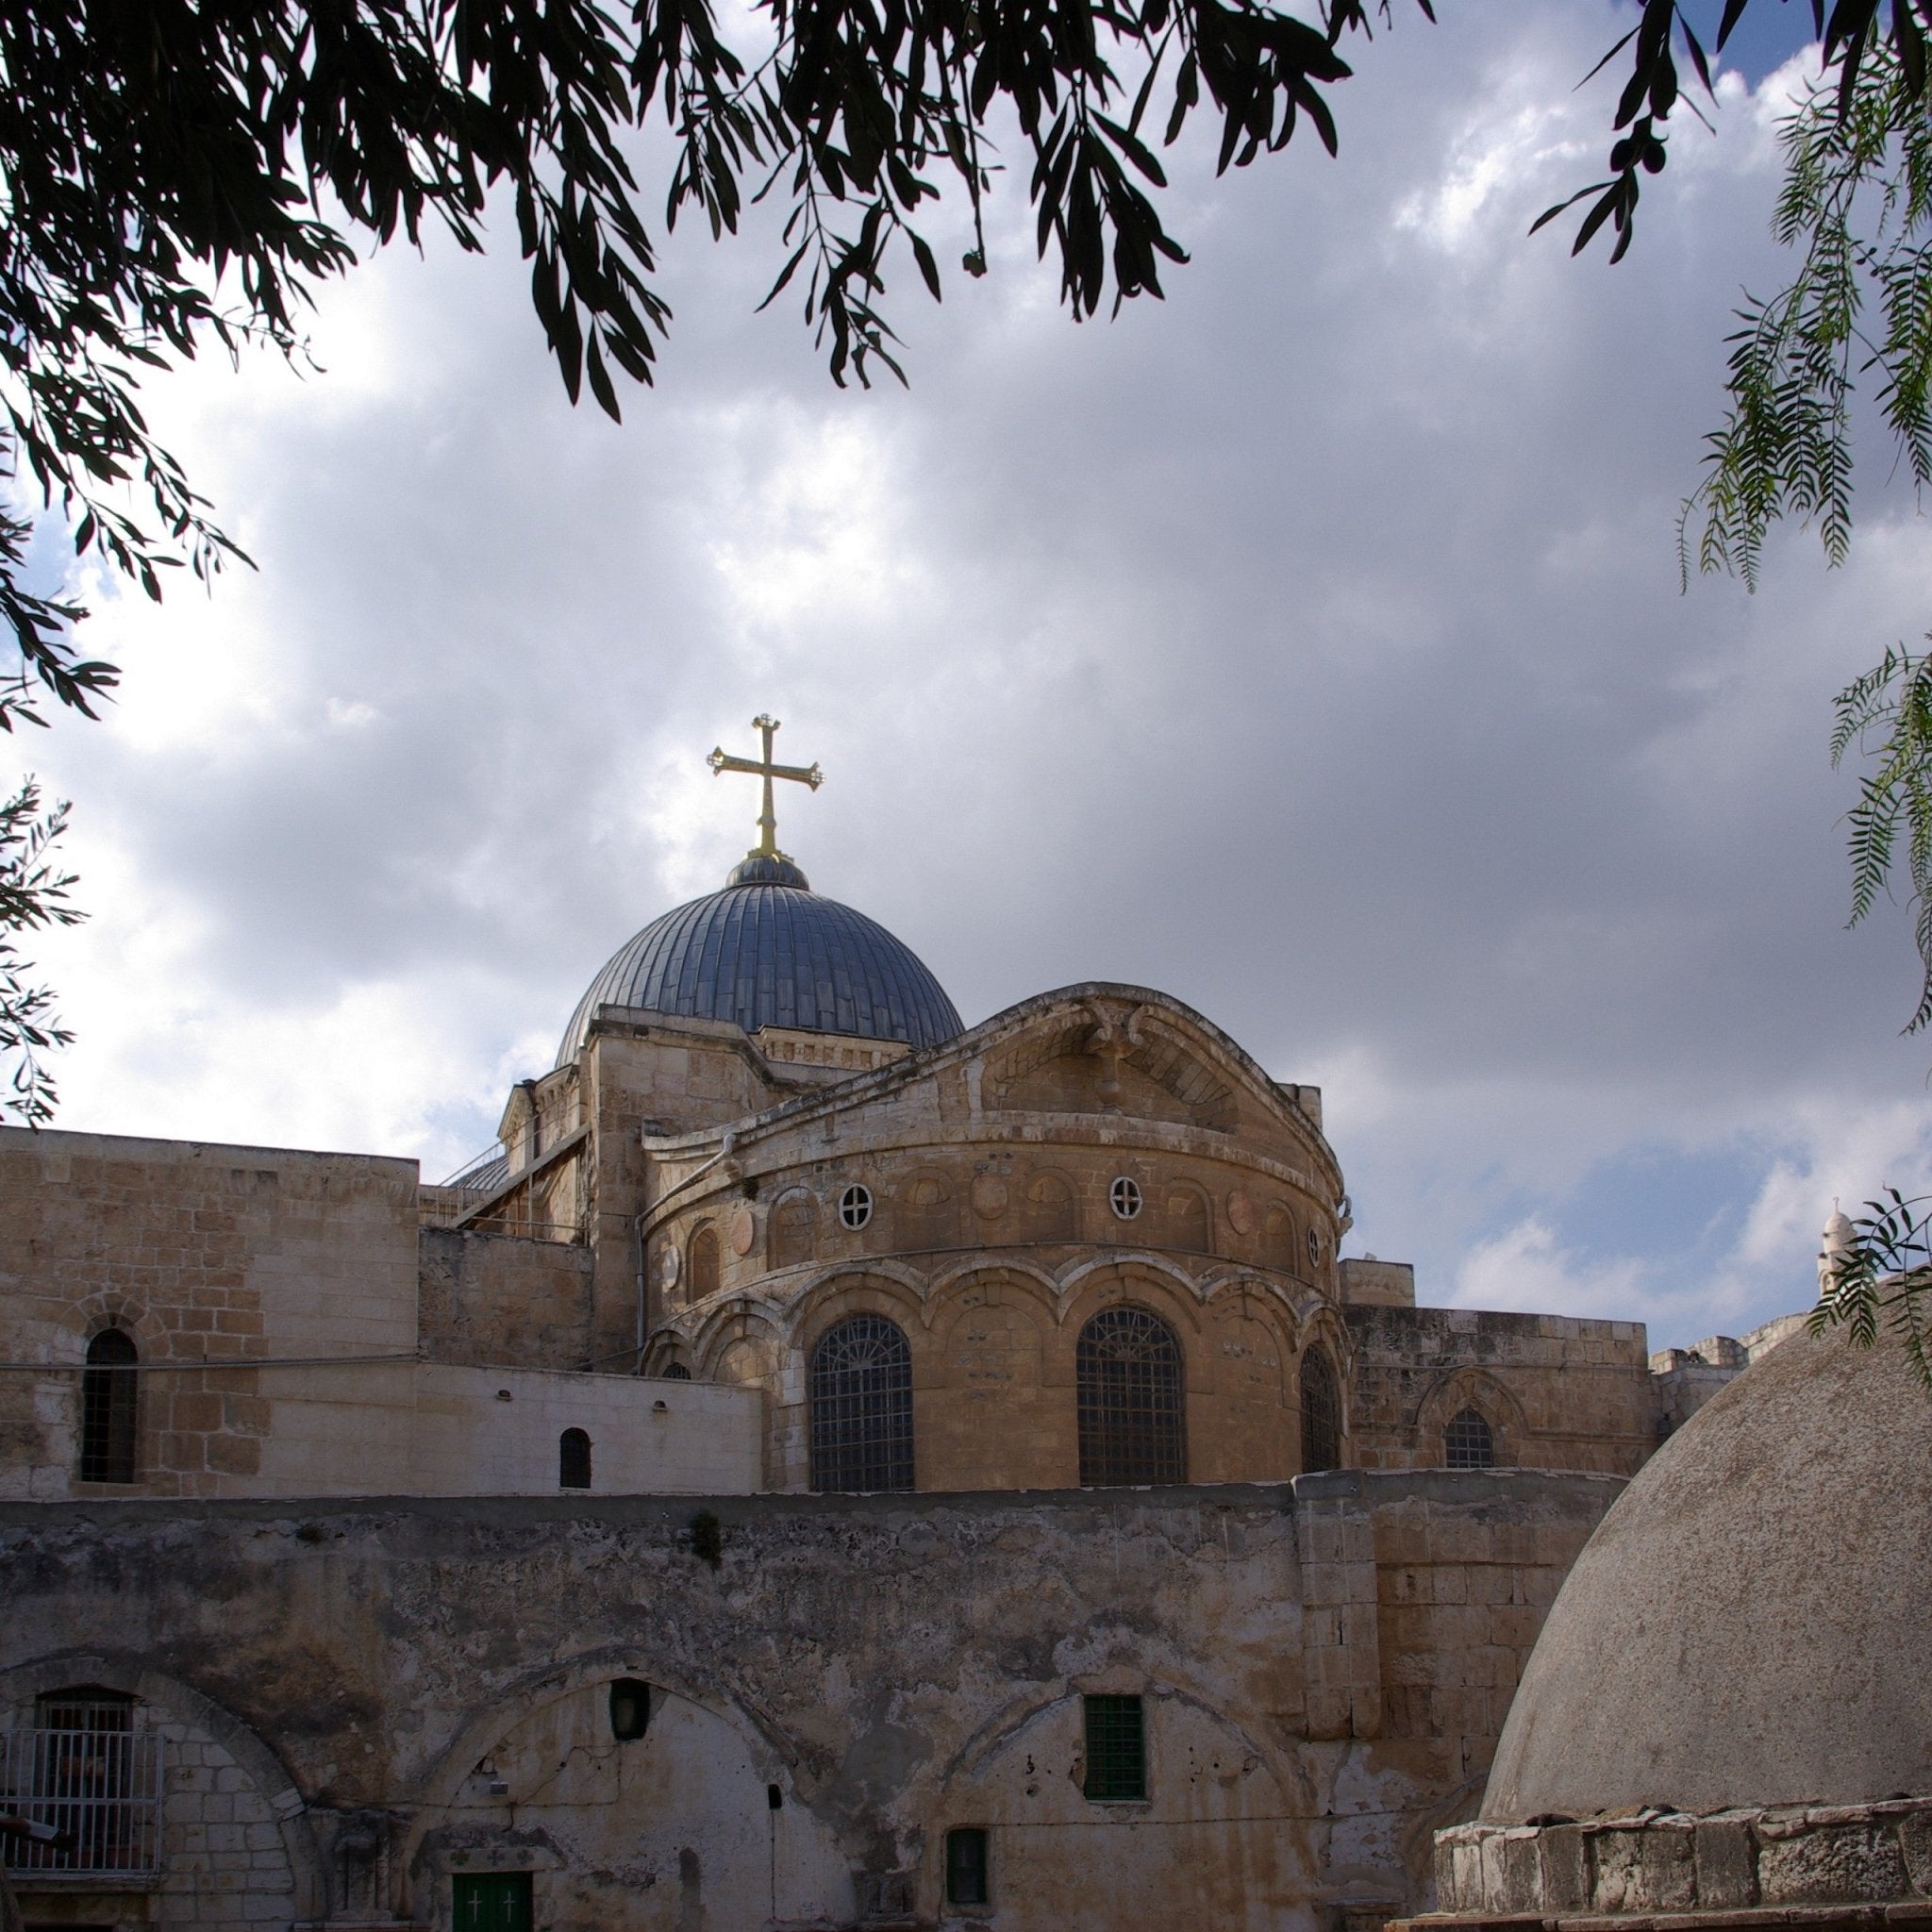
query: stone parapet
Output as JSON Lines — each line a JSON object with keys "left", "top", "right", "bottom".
{"left": 1422, "top": 1800, "right": 1932, "bottom": 1925}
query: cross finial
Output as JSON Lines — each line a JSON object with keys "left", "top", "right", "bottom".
{"left": 708, "top": 713, "right": 823, "bottom": 861}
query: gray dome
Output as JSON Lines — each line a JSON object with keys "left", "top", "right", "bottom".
{"left": 1483, "top": 1321, "right": 1932, "bottom": 1820}
{"left": 557, "top": 874, "right": 964, "bottom": 1065}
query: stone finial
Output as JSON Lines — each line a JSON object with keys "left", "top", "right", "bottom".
{"left": 1817, "top": 1201, "right": 1856, "bottom": 1300}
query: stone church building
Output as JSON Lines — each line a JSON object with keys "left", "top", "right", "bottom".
{"left": 0, "top": 724, "right": 1769, "bottom": 1931}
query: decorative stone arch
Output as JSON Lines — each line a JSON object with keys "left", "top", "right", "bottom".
{"left": 925, "top": 1266, "right": 1058, "bottom": 1366}
{"left": 788, "top": 1271, "right": 929, "bottom": 1357}
{"left": 927, "top": 1663, "right": 1309, "bottom": 1821}
{"left": 1056, "top": 1255, "right": 1210, "bottom": 1336}
{"left": 1018, "top": 1165, "right": 1079, "bottom": 1241}
{"left": 0, "top": 1652, "right": 326, "bottom": 1921}
{"left": 1412, "top": 1368, "right": 1528, "bottom": 1469}
{"left": 768, "top": 1186, "right": 821, "bottom": 1272}
{"left": 891, "top": 1165, "right": 959, "bottom": 1253}
{"left": 1161, "top": 1176, "right": 1216, "bottom": 1256}
{"left": 686, "top": 1218, "right": 722, "bottom": 1303}
{"left": 1196, "top": 1274, "right": 1300, "bottom": 1400}
{"left": 690, "top": 1298, "right": 789, "bottom": 1383}
{"left": 639, "top": 1334, "right": 695, "bottom": 1378}
{"left": 1262, "top": 1200, "right": 1302, "bottom": 1275}
{"left": 57, "top": 1290, "right": 172, "bottom": 1362}
{"left": 401, "top": 1644, "right": 850, "bottom": 1923}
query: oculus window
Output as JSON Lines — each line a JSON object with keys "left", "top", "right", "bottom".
{"left": 1108, "top": 1176, "right": 1142, "bottom": 1220}
{"left": 808, "top": 1313, "right": 914, "bottom": 1493}
{"left": 838, "top": 1183, "right": 873, "bottom": 1230}
{"left": 1076, "top": 1307, "right": 1186, "bottom": 1486}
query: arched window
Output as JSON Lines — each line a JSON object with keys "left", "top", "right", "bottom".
{"left": 558, "top": 1427, "right": 591, "bottom": 1490}
{"left": 688, "top": 1224, "right": 720, "bottom": 1302}
{"left": 1444, "top": 1407, "right": 1494, "bottom": 1470}
{"left": 663, "top": 1363, "right": 692, "bottom": 1381}
{"left": 1264, "top": 1206, "right": 1298, "bottom": 1274}
{"left": 1299, "top": 1346, "right": 1341, "bottom": 1473}
{"left": 808, "top": 1314, "right": 914, "bottom": 1493}
{"left": 898, "top": 1174, "right": 956, "bottom": 1252}
{"left": 79, "top": 1329, "right": 139, "bottom": 1484}
{"left": 1076, "top": 1307, "right": 1186, "bottom": 1486}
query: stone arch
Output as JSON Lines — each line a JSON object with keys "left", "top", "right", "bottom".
{"left": 0, "top": 1652, "right": 325, "bottom": 1922}
{"left": 1263, "top": 1202, "right": 1300, "bottom": 1274}
{"left": 1297, "top": 1339, "right": 1345, "bottom": 1473}
{"left": 788, "top": 1267, "right": 931, "bottom": 1359}
{"left": 1413, "top": 1368, "right": 1527, "bottom": 1469}
{"left": 769, "top": 1187, "right": 820, "bottom": 1271}
{"left": 784, "top": 1266, "right": 931, "bottom": 1348}
{"left": 404, "top": 1648, "right": 854, "bottom": 1929}
{"left": 1020, "top": 1167, "right": 1077, "bottom": 1241}
{"left": 1057, "top": 1256, "right": 1210, "bottom": 1335}
{"left": 1163, "top": 1179, "right": 1214, "bottom": 1255}
{"left": 894, "top": 1167, "right": 958, "bottom": 1252}
{"left": 690, "top": 1299, "right": 788, "bottom": 1382}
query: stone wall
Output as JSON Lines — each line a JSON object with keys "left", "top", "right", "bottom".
{"left": 0, "top": 1469, "right": 1623, "bottom": 1932}
{"left": 1344, "top": 1307, "right": 1656, "bottom": 1477}
{"left": 417, "top": 1228, "right": 597, "bottom": 1369}
{"left": 0, "top": 1128, "right": 420, "bottom": 1499}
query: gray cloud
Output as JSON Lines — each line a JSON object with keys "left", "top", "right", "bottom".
{"left": 23, "top": 0, "right": 1932, "bottom": 1343}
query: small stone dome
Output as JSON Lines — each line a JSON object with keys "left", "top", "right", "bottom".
{"left": 1483, "top": 1321, "right": 1932, "bottom": 1821}
{"left": 557, "top": 870, "right": 964, "bottom": 1066}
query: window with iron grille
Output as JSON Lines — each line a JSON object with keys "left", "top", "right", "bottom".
{"left": 1076, "top": 1307, "right": 1185, "bottom": 1486}
{"left": 1444, "top": 1407, "right": 1495, "bottom": 1470}
{"left": 1300, "top": 1345, "right": 1341, "bottom": 1473}
{"left": 558, "top": 1428, "right": 591, "bottom": 1490}
{"left": 808, "top": 1314, "right": 913, "bottom": 1493}
{"left": 663, "top": 1363, "right": 691, "bottom": 1381}
{"left": 945, "top": 1826, "right": 990, "bottom": 1906}
{"left": 79, "top": 1329, "right": 138, "bottom": 1484}
{"left": 5, "top": 1688, "right": 161, "bottom": 1877}
{"left": 1081, "top": 1695, "right": 1146, "bottom": 1801}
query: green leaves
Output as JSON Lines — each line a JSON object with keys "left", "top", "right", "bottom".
{"left": 1830, "top": 641, "right": 1932, "bottom": 1032}
{"left": 0, "top": 778, "right": 81, "bottom": 1128}
{"left": 1679, "top": 42, "right": 1932, "bottom": 588}
{"left": 1812, "top": 1186, "right": 1932, "bottom": 1391}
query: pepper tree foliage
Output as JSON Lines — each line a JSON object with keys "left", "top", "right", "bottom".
{"left": 1811, "top": 1188, "right": 1932, "bottom": 1389}
{"left": 0, "top": 780, "right": 81, "bottom": 1127}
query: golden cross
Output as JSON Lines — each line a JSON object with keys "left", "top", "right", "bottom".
{"left": 708, "top": 713, "right": 824, "bottom": 858}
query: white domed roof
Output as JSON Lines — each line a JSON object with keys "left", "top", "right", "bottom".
{"left": 1483, "top": 1321, "right": 1932, "bottom": 1820}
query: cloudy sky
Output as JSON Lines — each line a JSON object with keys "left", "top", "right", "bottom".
{"left": 14, "top": 0, "right": 1928, "bottom": 1349}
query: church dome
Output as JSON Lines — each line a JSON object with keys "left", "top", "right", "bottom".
{"left": 556, "top": 863, "right": 964, "bottom": 1065}
{"left": 1482, "top": 1321, "right": 1932, "bottom": 1821}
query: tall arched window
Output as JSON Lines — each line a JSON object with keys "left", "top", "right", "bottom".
{"left": 1444, "top": 1407, "right": 1495, "bottom": 1470}
{"left": 558, "top": 1427, "right": 592, "bottom": 1490}
{"left": 687, "top": 1224, "right": 720, "bottom": 1302}
{"left": 808, "top": 1314, "right": 914, "bottom": 1493}
{"left": 79, "top": 1329, "right": 139, "bottom": 1484}
{"left": 1299, "top": 1345, "right": 1341, "bottom": 1474}
{"left": 771, "top": 1192, "right": 818, "bottom": 1269}
{"left": 1076, "top": 1307, "right": 1186, "bottom": 1486}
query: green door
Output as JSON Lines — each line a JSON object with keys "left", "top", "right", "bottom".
{"left": 452, "top": 1872, "right": 533, "bottom": 1931}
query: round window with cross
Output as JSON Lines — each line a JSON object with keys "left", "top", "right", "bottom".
{"left": 1108, "top": 1176, "right": 1142, "bottom": 1221}
{"left": 839, "top": 1183, "right": 874, "bottom": 1231}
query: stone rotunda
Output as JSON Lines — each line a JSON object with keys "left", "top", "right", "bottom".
{"left": 1407, "top": 1319, "right": 1932, "bottom": 1932}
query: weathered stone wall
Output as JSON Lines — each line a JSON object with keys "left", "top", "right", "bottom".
{"left": 1344, "top": 1307, "right": 1655, "bottom": 1477}
{"left": 0, "top": 1469, "right": 1622, "bottom": 1932}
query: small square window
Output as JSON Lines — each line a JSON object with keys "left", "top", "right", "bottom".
{"left": 945, "top": 1826, "right": 990, "bottom": 1906}
{"left": 1081, "top": 1694, "right": 1145, "bottom": 1801}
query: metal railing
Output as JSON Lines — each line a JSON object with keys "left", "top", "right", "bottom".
{"left": 0, "top": 1726, "right": 165, "bottom": 1876}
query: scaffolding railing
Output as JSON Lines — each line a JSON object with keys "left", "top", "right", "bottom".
{"left": 0, "top": 1726, "right": 165, "bottom": 1876}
